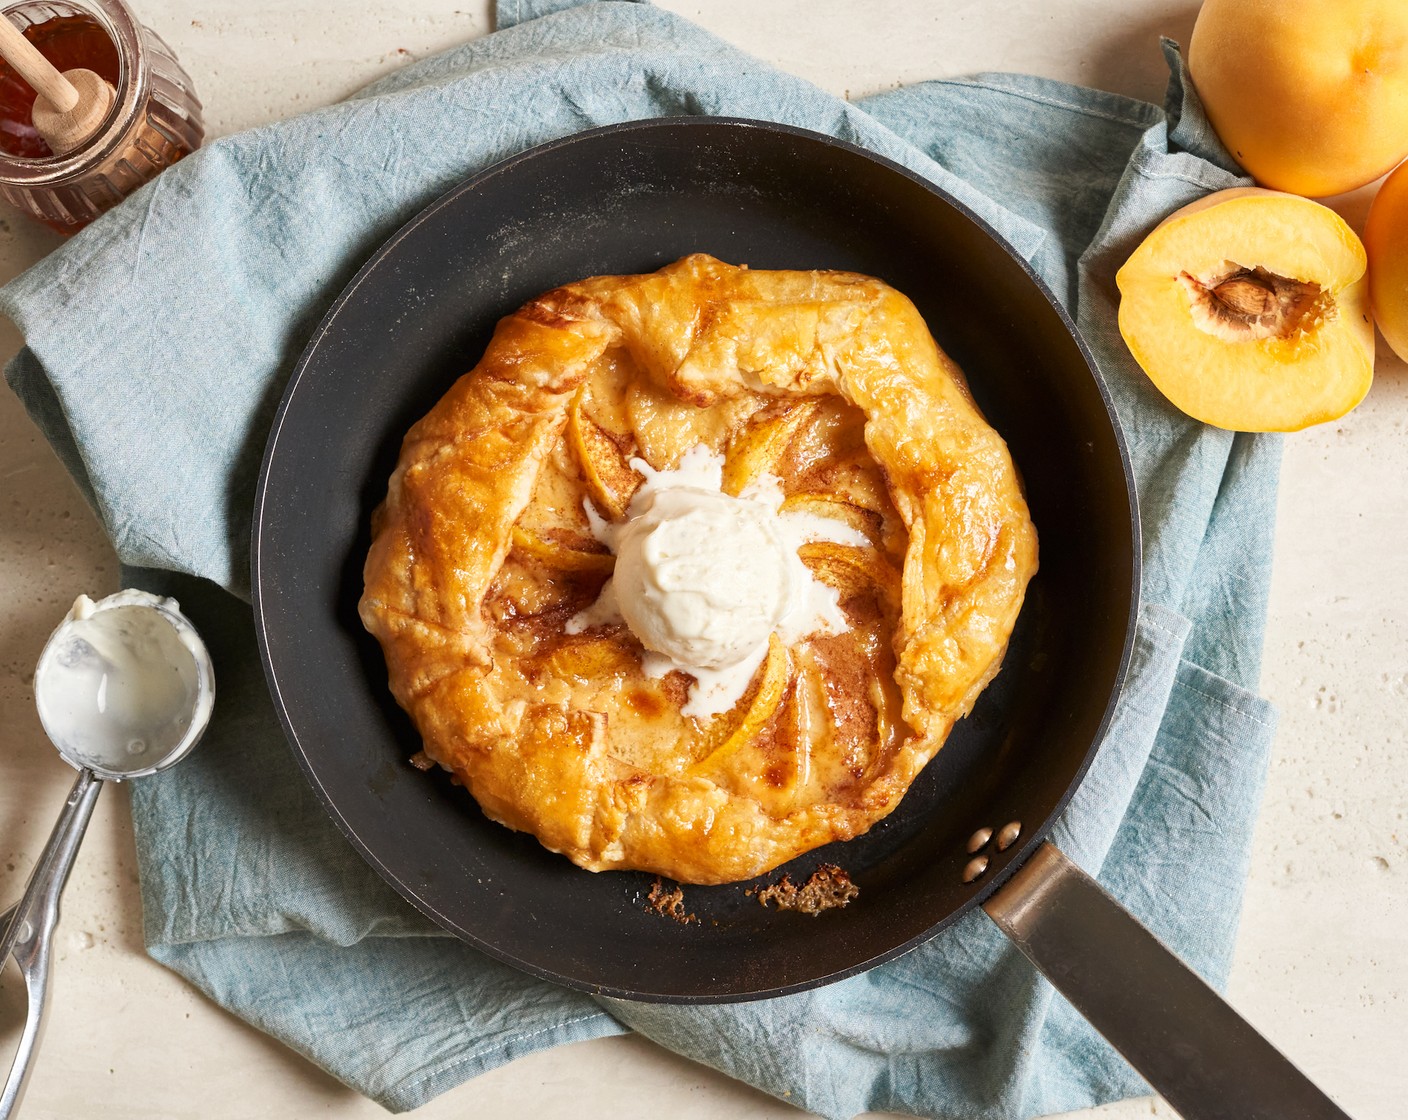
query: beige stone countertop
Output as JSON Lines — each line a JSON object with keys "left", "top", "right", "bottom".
{"left": 0, "top": 2, "right": 1403, "bottom": 1118}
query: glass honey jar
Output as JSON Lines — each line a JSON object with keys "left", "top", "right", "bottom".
{"left": 0, "top": 0, "right": 202, "bottom": 234}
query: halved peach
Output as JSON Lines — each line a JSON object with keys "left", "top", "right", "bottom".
{"left": 1116, "top": 187, "right": 1374, "bottom": 432}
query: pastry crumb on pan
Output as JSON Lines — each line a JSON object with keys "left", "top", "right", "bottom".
{"left": 749, "top": 863, "right": 860, "bottom": 915}
{"left": 644, "top": 877, "right": 698, "bottom": 925}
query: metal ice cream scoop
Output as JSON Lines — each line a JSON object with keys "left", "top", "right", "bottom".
{"left": 1, "top": 589, "right": 214, "bottom": 1119}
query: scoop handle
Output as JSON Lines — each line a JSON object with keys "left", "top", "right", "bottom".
{"left": 0, "top": 768, "right": 103, "bottom": 1120}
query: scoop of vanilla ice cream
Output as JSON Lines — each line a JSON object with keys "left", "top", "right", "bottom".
{"left": 612, "top": 486, "right": 800, "bottom": 670}
{"left": 568, "top": 443, "right": 867, "bottom": 717}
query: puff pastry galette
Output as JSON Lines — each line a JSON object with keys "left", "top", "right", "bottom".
{"left": 360, "top": 254, "right": 1037, "bottom": 885}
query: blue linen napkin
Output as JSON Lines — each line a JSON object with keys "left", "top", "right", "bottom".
{"left": 1, "top": 1, "right": 1282, "bottom": 1116}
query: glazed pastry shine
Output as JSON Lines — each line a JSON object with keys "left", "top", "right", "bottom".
{"left": 359, "top": 254, "right": 1038, "bottom": 885}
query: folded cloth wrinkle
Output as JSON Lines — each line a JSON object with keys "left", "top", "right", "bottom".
{"left": 1, "top": 1, "right": 1279, "bottom": 1116}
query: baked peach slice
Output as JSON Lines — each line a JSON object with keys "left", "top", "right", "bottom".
{"left": 819, "top": 455, "right": 891, "bottom": 515}
{"left": 798, "top": 541, "right": 900, "bottom": 611}
{"left": 510, "top": 527, "right": 615, "bottom": 573}
{"left": 780, "top": 493, "right": 880, "bottom": 541}
{"left": 689, "top": 634, "right": 790, "bottom": 773}
{"left": 1116, "top": 188, "right": 1374, "bottom": 432}
{"left": 720, "top": 401, "right": 818, "bottom": 496}
{"left": 542, "top": 634, "right": 637, "bottom": 685}
{"left": 568, "top": 390, "right": 641, "bottom": 518}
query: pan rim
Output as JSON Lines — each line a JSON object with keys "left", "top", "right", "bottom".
{"left": 251, "top": 115, "right": 1143, "bottom": 1003}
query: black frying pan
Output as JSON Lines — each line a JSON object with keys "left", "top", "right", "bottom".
{"left": 252, "top": 119, "right": 1348, "bottom": 1120}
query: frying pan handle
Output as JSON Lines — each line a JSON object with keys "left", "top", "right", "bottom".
{"left": 982, "top": 842, "right": 1352, "bottom": 1120}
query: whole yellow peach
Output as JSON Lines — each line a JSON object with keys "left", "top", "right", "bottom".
{"left": 1365, "top": 160, "right": 1408, "bottom": 362}
{"left": 1189, "top": 0, "right": 1408, "bottom": 198}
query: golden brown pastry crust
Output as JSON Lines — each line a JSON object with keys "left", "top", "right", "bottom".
{"left": 360, "top": 254, "right": 1037, "bottom": 885}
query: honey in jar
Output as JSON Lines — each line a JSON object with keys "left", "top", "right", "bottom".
{"left": 0, "top": 1, "right": 202, "bottom": 233}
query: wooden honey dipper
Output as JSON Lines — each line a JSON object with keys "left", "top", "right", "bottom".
{"left": 0, "top": 13, "right": 114, "bottom": 155}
